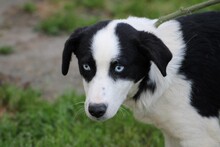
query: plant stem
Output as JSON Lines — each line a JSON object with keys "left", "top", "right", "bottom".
{"left": 154, "top": 0, "right": 220, "bottom": 27}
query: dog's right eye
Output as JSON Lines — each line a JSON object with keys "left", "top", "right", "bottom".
{"left": 83, "top": 64, "right": 91, "bottom": 71}
{"left": 115, "top": 65, "right": 124, "bottom": 73}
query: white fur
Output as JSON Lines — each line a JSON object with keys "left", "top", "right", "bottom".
{"left": 82, "top": 17, "right": 220, "bottom": 146}
{"left": 84, "top": 22, "right": 134, "bottom": 120}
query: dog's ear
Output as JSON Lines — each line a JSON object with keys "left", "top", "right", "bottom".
{"left": 138, "top": 31, "right": 172, "bottom": 76}
{"left": 62, "top": 27, "right": 87, "bottom": 75}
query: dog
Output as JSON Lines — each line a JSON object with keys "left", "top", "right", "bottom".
{"left": 62, "top": 11, "right": 220, "bottom": 147}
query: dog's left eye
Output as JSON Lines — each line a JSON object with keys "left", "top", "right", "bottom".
{"left": 115, "top": 65, "right": 124, "bottom": 73}
{"left": 83, "top": 64, "right": 91, "bottom": 71}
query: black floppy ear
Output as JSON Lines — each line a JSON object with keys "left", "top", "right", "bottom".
{"left": 138, "top": 31, "right": 172, "bottom": 77}
{"left": 62, "top": 27, "right": 87, "bottom": 75}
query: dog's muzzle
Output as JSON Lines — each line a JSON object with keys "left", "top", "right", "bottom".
{"left": 88, "top": 103, "right": 107, "bottom": 118}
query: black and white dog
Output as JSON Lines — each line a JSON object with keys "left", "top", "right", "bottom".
{"left": 62, "top": 12, "right": 220, "bottom": 147}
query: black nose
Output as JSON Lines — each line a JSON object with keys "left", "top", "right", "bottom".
{"left": 88, "top": 103, "right": 107, "bottom": 118}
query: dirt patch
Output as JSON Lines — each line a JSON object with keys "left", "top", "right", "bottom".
{"left": 0, "top": 73, "right": 23, "bottom": 87}
{"left": 0, "top": 0, "right": 84, "bottom": 99}
{"left": 0, "top": 107, "right": 6, "bottom": 118}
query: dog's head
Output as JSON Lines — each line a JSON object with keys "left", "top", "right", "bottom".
{"left": 62, "top": 19, "right": 172, "bottom": 121}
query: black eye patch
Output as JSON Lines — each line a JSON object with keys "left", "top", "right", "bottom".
{"left": 110, "top": 23, "right": 152, "bottom": 83}
{"left": 109, "top": 60, "right": 127, "bottom": 80}
{"left": 78, "top": 57, "right": 96, "bottom": 82}
{"left": 109, "top": 58, "right": 150, "bottom": 82}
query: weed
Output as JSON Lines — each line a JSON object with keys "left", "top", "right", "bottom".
{"left": 0, "top": 46, "right": 14, "bottom": 55}
{"left": 37, "top": 5, "right": 99, "bottom": 35}
{"left": 22, "top": 2, "right": 37, "bottom": 14}
{"left": 76, "top": 0, "right": 105, "bottom": 9}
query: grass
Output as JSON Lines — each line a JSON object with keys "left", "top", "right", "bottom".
{"left": 0, "top": 46, "right": 14, "bottom": 55}
{"left": 37, "top": 10, "right": 98, "bottom": 35}
{"left": 36, "top": 1, "right": 100, "bottom": 35}
{"left": 0, "top": 84, "right": 164, "bottom": 147}
{"left": 37, "top": 0, "right": 220, "bottom": 35}
{"left": 22, "top": 2, "right": 37, "bottom": 14}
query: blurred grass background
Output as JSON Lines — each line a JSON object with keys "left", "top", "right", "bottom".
{"left": 0, "top": 0, "right": 219, "bottom": 146}
{"left": 35, "top": 0, "right": 219, "bottom": 35}
{"left": 0, "top": 85, "right": 163, "bottom": 147}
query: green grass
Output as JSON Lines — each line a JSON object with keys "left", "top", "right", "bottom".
{"left": 37, "top": 2, "right": 99, "bottom": 35}
{"left": 0, "top": 46, "right": 14, "bottom": 55}
{"left": 75, "top": 0, "right": 105, "bottom": 9}
{"left": 37, "top": 0, "right": 220, "bottom": 35}
{"left": 22, "top": 2, "right": 37, "bottom": 14}
{"left": 0, "top": 85, "right": 164, "bottom": 147}
{"left": 37, "top": 10, "right": 98, "bottom": 35}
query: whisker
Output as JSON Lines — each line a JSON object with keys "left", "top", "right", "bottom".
{"left": 117, "top": 108, "right": 124, "bottom": 118}
{"left": 74, "top": 101, "right": 85, "bottom": 106}
{"left": 120, "top": 107, "right": 130, "bottom": 117}
{"left": 117, "top": 107, "right": 129, "bottom": 118}
{"left": 186, "top": 34, "right": 197, "bottom": 45}
{"left": 74, "top": 108, "right": 85, "bottom": 119}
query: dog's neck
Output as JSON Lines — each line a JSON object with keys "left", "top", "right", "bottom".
{"left": 127, "top": 78, "right": 143, "bottom": 99}
{"left": 125, "top": 62, "right": 170, "bottom": 110}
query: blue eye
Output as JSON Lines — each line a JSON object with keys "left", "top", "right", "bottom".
{"left": 115, "top": 65, "right": 124, "bottom": 73}
{"left": 83, "top": 64, "right": 91, "bottom": 71}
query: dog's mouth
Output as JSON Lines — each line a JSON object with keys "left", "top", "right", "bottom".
{"left": 88, "top": 115, "right": 108, "bottom": 122}
{"left": 86, "top": 112, "right": 111, "bottom": 122}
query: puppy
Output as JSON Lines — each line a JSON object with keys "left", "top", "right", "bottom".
{"left": 62, "top": 12, "right": 220, "bottom": 147}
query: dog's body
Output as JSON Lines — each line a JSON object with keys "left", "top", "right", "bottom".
{"left": 62, "top": 12, "right": 220, "bottom": 147}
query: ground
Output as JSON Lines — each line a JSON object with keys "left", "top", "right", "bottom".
{"left": 0, "top": 0, "right": 83, "bottom": 99}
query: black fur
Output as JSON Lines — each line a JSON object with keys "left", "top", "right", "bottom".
{"left": 178, "top": 12, "right": 220, "bottom": 117}
{"left": 62, "top": 20, "right": 110, "bottom": 82}
{"left": 62, "top": 27, "right": 87, "bottom": 75}
{"left": 111, "top": 23, "right": 150, "bottom": 82}
{"left": 115, "top": 23, "right": 171, "bottom": 100}
{"left": 133, "top": 76, "right": 156, "bottom": 101}
{"left": 138, "top": 31, "right": 172, "bottom": 77}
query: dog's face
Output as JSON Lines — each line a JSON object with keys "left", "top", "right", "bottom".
{"left": 62, "top": 20, "right": 172, "bottom": 121}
